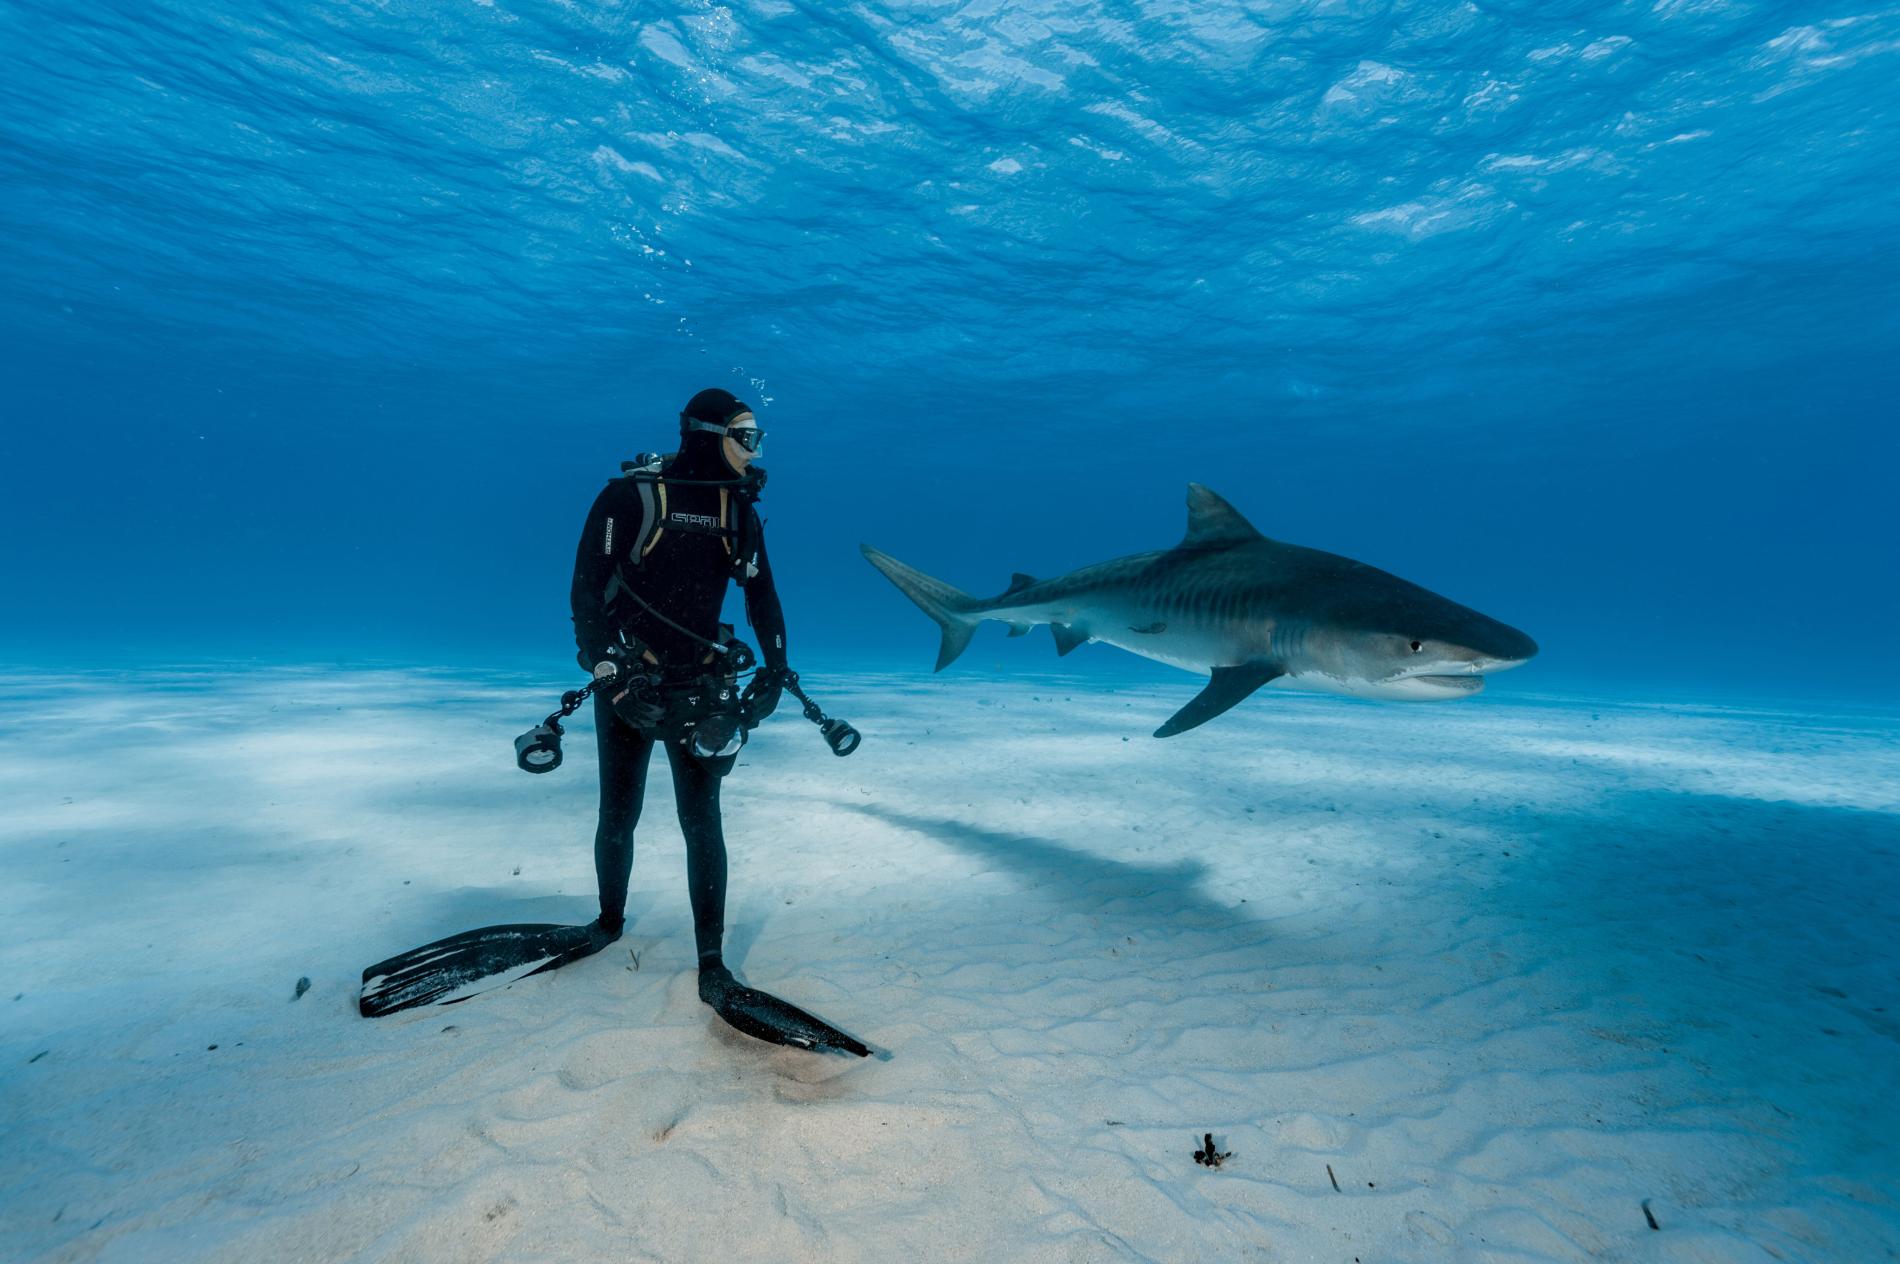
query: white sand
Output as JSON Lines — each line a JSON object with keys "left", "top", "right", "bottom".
{"left": 2, "top": 666, "right": 1896, "bottom": 1262}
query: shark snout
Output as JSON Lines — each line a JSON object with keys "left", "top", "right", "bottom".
{"left": 1448, "top": 624, "right": 1538, "bottom": 674}
{"left": 1492, "top": 625, "right": 1539, "bottom": 665}
{"left": 1396, "top": 626, "right": 1537, "bottom": 682}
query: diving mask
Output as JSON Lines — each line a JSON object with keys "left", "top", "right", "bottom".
{"left": 683, "top": 416, "right": 765, "bottom": 454}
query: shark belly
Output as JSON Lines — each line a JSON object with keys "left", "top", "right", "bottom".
{"left": 1012, "top": 587, "right": 1261, "bottom": 675}
{"left": 1096, "top": 623, "right": 1232, "bottom": 673}
{"left": 1064, "top": 595, "right": 1389, "bottom": 697}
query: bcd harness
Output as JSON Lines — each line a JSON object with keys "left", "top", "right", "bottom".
{"left": 596, "top": 454, "right": 766, "bottom": 666}
{"left": 607, "top": 452, "right": 763, "bottom": 583}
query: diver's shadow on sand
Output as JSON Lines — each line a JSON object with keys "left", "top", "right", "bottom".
{"left": 826, "top": 799, "right": 1255, "bottom": 934}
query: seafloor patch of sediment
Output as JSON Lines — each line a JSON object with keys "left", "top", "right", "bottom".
{"left": 1, "top": 667, "right": 1895, "bottom": 1262}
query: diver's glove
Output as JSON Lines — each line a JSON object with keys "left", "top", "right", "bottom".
{"left": 609, "top": 672, "right": 666, "bottom": 730}
{"left": 744, "top": 665, "right": 787, "bottom": 722}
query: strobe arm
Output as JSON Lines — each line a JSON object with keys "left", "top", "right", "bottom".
{"left": 781, "top": 671, "right": 861, "bottom": 757}
{"left": 514, "top": 681, "right": 603, "bottom": 773}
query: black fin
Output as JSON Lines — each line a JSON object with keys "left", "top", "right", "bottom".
{"left": 359, "top": 921, "right": 621, "bottom": 1017}
{"left": 1179, "top": 484, "right": 1266, "bottom": 550}
{"left": 701, "top": 966, "right": 870, "bottom": 1057}
{"left": 1154, "top": 662, "right": 1285, "bottom": 737}
{"left": 1005, "top": 572, "right": 1040, "bottom": 595}
{"left": 1051, "top": 623, "right": 1089, "bottom": 656}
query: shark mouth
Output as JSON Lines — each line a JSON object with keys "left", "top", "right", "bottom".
{"left": 1407, "top": 674, "right": 1486, "bottom": 694}
{"left": 1384, "top": 654, "right": 1534, "bottom": 698}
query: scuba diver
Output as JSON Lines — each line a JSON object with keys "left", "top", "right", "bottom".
{"left": 358, "top": 389, "right": 868, "bottom": 1057}
{"left": 570, "top": 387, "right": 784, "bottom": 960}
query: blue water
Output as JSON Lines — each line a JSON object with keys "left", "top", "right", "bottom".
{"left": 3, "top": 1, "right": 1897, "bottom": 701}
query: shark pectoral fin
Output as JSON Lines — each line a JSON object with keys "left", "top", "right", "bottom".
{"left": 1051, "top": 623, "right": 1089, "bottom": 657}
{"left": 1154, "top": 662, "right": 1286, "bottom": 738}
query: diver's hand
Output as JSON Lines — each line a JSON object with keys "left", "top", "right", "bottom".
{"left": 746, "top": 666, "right": 786, "bottom": 722}
{"left": 610, "top": 677, "right": 666, "bottom": 729}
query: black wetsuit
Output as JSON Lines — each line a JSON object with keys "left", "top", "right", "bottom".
{"left": 568, "top": 432, "right": 787, "bottom": 966}
{"left": 362, "top": 416, "right": 862, "bottom": 1050}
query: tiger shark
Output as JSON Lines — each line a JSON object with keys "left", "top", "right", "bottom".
{"left": 861, "top": 484, "right": 1537, "bottom": 737}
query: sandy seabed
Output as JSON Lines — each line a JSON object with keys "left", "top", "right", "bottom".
{"left": 1, "top": 666, "right": 1895, "bottom": 1263}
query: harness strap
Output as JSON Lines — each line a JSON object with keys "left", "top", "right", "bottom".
{"left": 612, "top": 464, "right": 758, "bottom": 583}
{"left": 635, "top": 479, "right": 665, "bottom": 558}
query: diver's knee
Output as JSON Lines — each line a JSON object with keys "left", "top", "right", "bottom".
{"left": 594, "top": 818, "right": 639, "bottom": 851}
{"left": 597, "top": 801, "right": 645, "bottom": 833}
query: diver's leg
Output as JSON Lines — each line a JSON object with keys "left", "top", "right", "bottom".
{"left": 664, "top": 740, "right": 731, "bottom": 970}
{"left": 667, "top": 742, "right": 869, "bottom": 1056}
{"left": 593, "top": 693, "right": 656, "bottom": 934}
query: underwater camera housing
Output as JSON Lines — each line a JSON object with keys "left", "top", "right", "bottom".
{"left": 675, "top": 673, "right": 750, "bottom": 760}
{"left": 688, "top": 707, "right": 747, "bottom": 759}
{"left": 512, "top": 654, "right": 860, "bottom": 773}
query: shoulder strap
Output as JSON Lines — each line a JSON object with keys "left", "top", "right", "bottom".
{"left": 614, "top": 458, "right": 670, "bottom": 567}
{"left": 613, "top": 458, "right": 756, "bottom": 571}
{"left": 636, "top": 478, "right": 666, "bottom": 561}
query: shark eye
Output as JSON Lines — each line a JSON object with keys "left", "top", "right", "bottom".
{"left": 1409, "top": 640, "right": 1423, "bottom": 653}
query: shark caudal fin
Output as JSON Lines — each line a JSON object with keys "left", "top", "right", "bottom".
{"left": 861, "top": 545, "right": 983, "bottom": 671}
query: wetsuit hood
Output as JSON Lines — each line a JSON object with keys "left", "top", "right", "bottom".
{"left": 677, "top": 388, "right": 754, "bottom": 479}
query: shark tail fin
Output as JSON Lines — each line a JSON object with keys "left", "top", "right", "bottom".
{"left": 860, "top": 545, "right": 983, "bottom": 671}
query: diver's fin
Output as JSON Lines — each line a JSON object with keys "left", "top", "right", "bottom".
{"left": 700, "top": 966, "right": 870, "bottom": 1057}
{"left": 1155, "top": 662, "right": 1285, "bottom": 738}
{"left": 861, "top": 545, "right": 982, "bottom": 671}
{"left": 1051, "top": 623, "right": 1089, "bottom": 656}
{"left": 359, "top": 920, "right": 621, "bottom": 1017}
{"left": 1179, "top": 484, "right": 1267, "bottom": 550}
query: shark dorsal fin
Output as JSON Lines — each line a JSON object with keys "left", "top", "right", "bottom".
{"left": 1180, "top": 484, "right": 1265, "bottom": 550}
{"left": 1005, "top": 572, "right": 1040, "bottom": 595}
